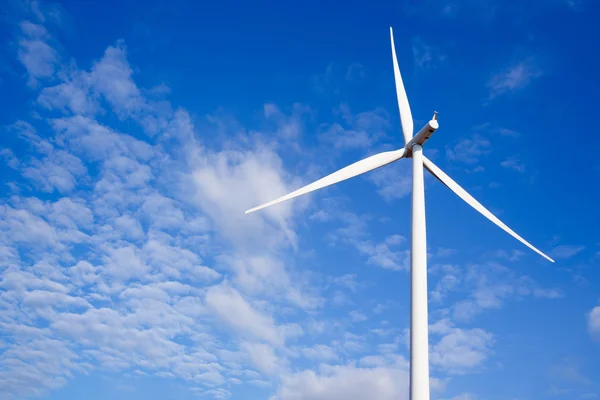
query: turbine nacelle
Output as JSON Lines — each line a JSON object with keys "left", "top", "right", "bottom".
{"left": 404, "top": 112, "right": 439, "bottom": 158}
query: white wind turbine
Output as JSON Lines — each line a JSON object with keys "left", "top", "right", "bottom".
{"left": 245, "top": 27, "right": 555, "bottom": 400}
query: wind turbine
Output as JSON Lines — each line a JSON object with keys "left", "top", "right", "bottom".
{"left": 245, "top": 27, "right": 554, "bottom": 400}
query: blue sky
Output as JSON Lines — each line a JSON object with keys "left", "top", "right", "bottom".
{"left": 0, "top": 0, "right": 599, "bottom": 399}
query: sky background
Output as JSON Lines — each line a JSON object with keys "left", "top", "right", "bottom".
{"left": 0, "top": 0, "right": 599, "bottom": 399}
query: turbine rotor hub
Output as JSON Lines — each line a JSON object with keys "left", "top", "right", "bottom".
{"left": 404, "top": 112, "right": 439, "bottom": 157}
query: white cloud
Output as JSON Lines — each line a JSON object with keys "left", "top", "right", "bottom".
{"left": 446, "top": 134, "right": 491, "bottom": 164}
{"left": 549, "top": 359, "right": 591, "bottom": 385}
{"left": 312, "top": 62, "right": 368, "bottom": 94}
{"left": 271, "top": 361, "right": 447, "bottom": 400}
{"left": 89, "top": 41, "right": 145, "bottom": 118}
{"left": 319, "top": 122, "right": 372, "bottom": 149}
{"left": 103, "top": 245, "right": 150, "bottom": 281}
{"left": 588, "top": 306, "right": 600, "bottom": 340}
{"left": 191, "top": 144, "right": 300, "bottom": 250}
{"left": 3, "top": 16, "right": 315, "bottom": 397}
{"left": 205, "top": 283, "right": 285, "bottom": 347}
{"left": 0, "top": 337, "right": 83, "bottom": 399}
{"left": 412, "top": 37, "right": 446, "bottom": 69}
{"left": 500, "top": 156, "right": 526, "bottom": 173}
{"left": 7, "top": 121, "right": 88, "bottom": 194}
{"left": 263, "top": 103, "right": 309, "bottom": 141}
{"left": 38, "top": 69, "right": 99, "bottom": 115}
{"left": 22, "top": 290, "right": 91, "bottom": 309}
{"left": 350, "top": 310, "right": 368, "bottom": 322}
{"left": 356, "top": 235, "right": 410, "bottom": 271}
{"left": 241, "top": 342, "right": 285, "bottom": 376}
{"left": 487, "top": 57, "right": 543, "bottom": 99}
{"left": 301, "top": 345, "right": 339, "bottom": 362}
{"left": 367, "top": 160, "right": 412, "bottom": 201}
{"left": 430, "top": 325, "right": 494, "bottom": 374}
{"left": 17, "top": 21, "right": 59, "bottom": 87}
{"left": 430, "top": 264, "right": 462, "bottom": 303}
{"left": 345, "top": 63, "right": 365, "bottom": 81}
{"left": 325, "top": 210, "right": 371, "bottom": 245}
{"left": 550, "top": 245, "right": 585, "bottom": 259}
{"left": 451, "top": 262, "right": 562, "bottom": 321}
{"left": 0, "top": 204, "right": 64, "bottom": 250}
{"left": 2, "top": 6, "right": 577, "bottom": 400}
{"left": 333, "top": 274, "right": 362, "bottom": 292}
{"left": 113, "top": 214, "right": 145, "bottom": 240}
{"left": 271, "top": 363, "right": 409, "bottom": 400}
{"left": 318, "top": 105, "right": 389, "bottom": 150}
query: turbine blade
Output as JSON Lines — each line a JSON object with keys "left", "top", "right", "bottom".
{"left": 390, "top": 27, "right": 414, "bottom": 145}
{"left": 422, "top": 156, "right": 554, "bottom": 262}
{"left": 245, "top": 149, "right": 406, "bottom": 214}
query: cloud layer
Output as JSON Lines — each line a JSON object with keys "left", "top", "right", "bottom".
{"left": 1, "top": 1, "right": 598, "bottom": 400}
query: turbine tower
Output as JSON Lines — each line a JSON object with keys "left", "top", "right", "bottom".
{"left": 245, "top": 27, "right": 554, "bottom": 400}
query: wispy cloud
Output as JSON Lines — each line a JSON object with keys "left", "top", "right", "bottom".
{"left": 1, "top": 8, "right": 450, "bottom": 398}
{"left": 429, "top": 264, "right": 462, "bottom": 303}
{"left": 412, "top": 37, "right": 447, "bottom": 69}
{"left": 345, "top": 63, "right": 365, "bottom": 81}
{"left": 487, "top": 57, "right": 543, "bottom": 99}
{"left": 349, "top": 310, "right": 368, "bottom": 322}
{"left": 1, "top": 9, "right": 323, "bottom": 397}
{"left": 263, "top": 102, "right": 311, "bottom": 142}
{"left": 447, "top": 261, "right": 562, "bottom": 322}
{"left": 271, "top": 361, "right": 447, "bottom": 400}
{"left": 470, "top": 123, "right": 521, "bottom": 138}
{"left": 550, "top": 244, "right": 585, "bottom": 259}
{"left": 333, "top": 274, "right": 363, "bottom": 293}
{"left": 549, "top": 358, "right": 591, "bottom": 385}
{"left": 367, "top": 160, "right": 412, "bottom": 201}
{"left": 318, "top": 104, "right": 389, "bottom": 150}
{"left": 17, "top": 20, "right": 59, "bottom": 87}
{"left": 312, "top": 62, "right": 366, "bottom": 95}
{"left": 356, "top": 234, "right": 410, "bottom": 271}
{"left": 500, "top": 157, "right": 526, "bottom": 173}
{"left": 429, "top": 320, "right": 495, "bottom": 375}
{"left": 2, "top": 1, "right": 592, "bottom": 399}
{"left": 446, "top": 134, "right": 491, "bottom": 164}
{"left": 587, "top": 306, "right": 600, "bottom": 340}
